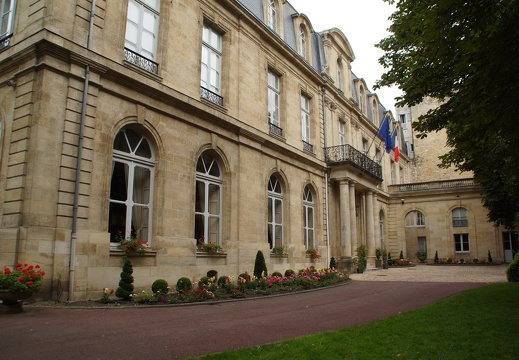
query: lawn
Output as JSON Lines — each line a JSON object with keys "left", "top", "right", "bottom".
{"left": 193, "top": 283, "right": 519, "bottom": 360}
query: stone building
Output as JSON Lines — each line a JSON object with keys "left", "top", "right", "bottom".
{"left": 0, "top": 0, "right": 507, "bottom": 301}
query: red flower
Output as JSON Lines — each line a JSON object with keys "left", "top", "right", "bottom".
{"left": 30, "top": 273, "right": 36, "bottom": 279}
{"left": 18, "top": 277, "right": 25, "bottom": 283}
{"left": 27, "top": 281, "right": 34, "bottom": 286}
{"left": 3, "top": 266, "right": 11, "bottom": 275}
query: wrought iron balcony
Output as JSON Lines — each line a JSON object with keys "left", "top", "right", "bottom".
{"left": 324, "top": 145, "right": 383, "bottom": 181}
{"left": 124, "top": 48, "right": 158, "bottom": 74}
{"left": 200, "top": 86, "right": 224, "bottom": 106}
{"left": 269, "top": 123, "right": 284, "bottom": 137}
{"left": 303, "top": 140, "right": 314, "bottom": 153}
{"left": 0, "top": 34, "right": 12, "bottom": 51}
{"left": 453, "top": 219, "right": 469, "bottom": 227}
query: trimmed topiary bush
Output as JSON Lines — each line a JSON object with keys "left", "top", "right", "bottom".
{"left": 399, "top": 250, "right": 404, "bottom": 260}
{"left": 284, "top": 269, "right": 295, "bottom": 277}
{"left": 151, "top": 279, "right": 169, "bottom": 294}
{"left": 329, "top": 257, "right": 336, "bottom": 269}
{"left": 199, "top": 276, "right": 212, "bottom": 286}
{"left": 506, "top": 253, "right": 519, "bottom": 282}
{"left": 115, "top": 256, "right": 134, "bottom": 300}
{"left": 434, "top": 251, "right": 439, "bottom": 264}
{"left": 271, "top": 271, "right": 283, "bottom": 277}
{"left": 253, "top": 250, "right": 268, "bottom": 278}
{"left": 488, "top": 250, "right": 493, "bottom": 263}
{"left": 176, "top": 277, "right": 192, "bottom": 293}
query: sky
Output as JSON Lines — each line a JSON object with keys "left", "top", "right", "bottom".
{"left": 289, "top": 0, "right": 402, "bottom": 113}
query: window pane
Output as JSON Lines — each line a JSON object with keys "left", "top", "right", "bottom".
{"left": 308, "top": 207, "right": 314, "bottom": 227}
{"left": 114, "top": 132, "right": 130, "bottom": 153}
{"left": 208, "top": 216, "right": 219, "bottom": 243}
{"left": 108, "top": 202, "right": 127, "bottom": 242}
{"left": 195, "top": 180, "right": 206, "bottom": 213}
{"left": 268, "top": 197, "right": 273, "bottom": 222}
{"left": 133, "top": 166, "right": 151, "bottom": 204}
{"left": 208, "top": 183, "right": 220, "bottom": 215}
{"left": 135, "top": 138, "right": 152, "bottom": 158}
{"left": 274, "top": 225, "right": 282, "bottom": 247}
{"left": 110, "top": 162, "right": 128, "bottom": 201}
{"left": 132, "top": 206, "right": 149, "bottom": 242}
{"left": 274, "top": 199, "right": 282, "bottom": 223}
{"left": 195, "top": 214, "right": 204, "bottom": 242}
{"left": 308, "top": 229, "right": 314, "bottom": 248}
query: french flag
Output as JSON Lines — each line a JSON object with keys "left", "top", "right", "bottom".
{"left": 392, "top": 128, "right": 400, "bottom": 162}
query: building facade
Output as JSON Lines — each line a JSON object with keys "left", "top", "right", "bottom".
{"left": 0, "top": 0, "right": 506, "bottom": 301}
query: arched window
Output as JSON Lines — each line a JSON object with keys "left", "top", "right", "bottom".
{"left": 109, "top": 127, "right": 155, "bottom": 244}
{"left": 299, "top": 25, "right": 306, "bottom": 58}
{"left": 267, "top": 0, "right": 277, "bottom": 31}
{"left": 268, "top": 174, "right": 283, "bottom": 249}
{"left": 303, "top": 186, "right": 315, "bottom": 250}
{"left": 405, "top": 210, "right": 425, "bottom": 228}
{"left": 452, "top": 207, "right": 468, "bottom": 227}
{"left": 195, "top": 152, "right": 222, "bottom": 245}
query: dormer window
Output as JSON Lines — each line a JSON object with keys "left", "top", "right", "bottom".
{"left": 267, "top": 0, "right": 277, "bottom": 31}
{"left": 299, "top": 25, "right": 306, "bottom": 58}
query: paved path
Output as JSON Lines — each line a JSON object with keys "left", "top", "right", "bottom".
{"left": 0, "top": 265, "right": 507, "bottom": 360}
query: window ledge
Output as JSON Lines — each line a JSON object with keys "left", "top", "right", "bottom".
{"left": 270, "top": 253, "right": 288, "bottom": 259}
{"left": 196, "top": 251, "right": 227, "bottom": 258}
{"left": 110, "top": 247, "right": 158, "bottom": 257}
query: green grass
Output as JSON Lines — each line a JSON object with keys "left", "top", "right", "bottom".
{"left": 194, "top": 283, "right": 519, "bottom": 360}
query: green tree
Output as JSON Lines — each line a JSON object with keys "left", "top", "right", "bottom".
{"left": 115, "top": 256, "right": 134, "bottom": 300}
{"left": 376, "top": 0, "right": 519, "bottom": 228}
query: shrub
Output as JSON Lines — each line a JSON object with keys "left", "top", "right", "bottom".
{"left": 217, "top": 276, "right": 230, "bottom": 287}
{"left": 176, "top": 277, "right": 192, "bottom": 293}
{"left": 198, "top": 276, "right": 212, "bottom": 286}
{"left": 488, "top": 250, "right": 493, "bottom": 263}
{"left": 329, "top": 257, "right": 336, "bottom": 269}
{"left": 115, "top": 256, "right": 134, "bottom": 300}
{"left": 254, "top": 250, "right": 268, "bottom": 278}
{"left": 285, "top": 269, "right": 295, "bottom": 277}
{"left": 271, "top": 271, "right": 283, "bottom": 277}
{"left": 434, "top": 251, "right": 439, "bottom": 264}
{"left": 151, "top": 279, "right": 169, "bottom": 294}
{"left": 399, "top": 250, "right": 404, "bottom": 260}
{"left": 387, "top": 252, "right": 393, "bottom": 265}
{"left": 506, "top": 253, "right": 519, "bottom": 282}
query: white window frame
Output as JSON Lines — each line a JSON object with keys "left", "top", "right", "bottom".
{"left": 337, "top": 61, "right": 343, "bottom": 91}
{"left": 405, "top": 211, "right": 425, "bottom": 228}
{"left": 338, "top": 121, "right": 345, "bottom": 145}
{"left": 267, "top": 0, "right": 277, "bottom": 31}
{"left": 301, "top": 95, "right": 310, "bottom": 143}
{"left": 390, "top": 161, "right": 396, "bottom": 184}
{"left": 268, "top": 175, "right": 283, "bottom": 250}
{"left": 303, "top": 186, "right": 315, "bottom": 250}
{"left": 125, "top": 0, "right": 160, "bottom": 60}
{"left": 0, "top": 0, "right": 16, "bottom": 41}
{"left": 201, "top": 23, "right": 222, "bottom": 95}
{"left": 195, "top": 153, "right": 223, "bottom": 246}
{"left": 109, "top": 128, "right": 155, "bottom": 245}
{"left": 268, "top": 70, "right": 280, "bottom": 127}
{"left": 454, "top": 233, "right": 470, "bottom": 252}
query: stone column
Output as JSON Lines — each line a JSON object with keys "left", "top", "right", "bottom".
{"left": 339, "top": 180, "right": 351, "bottom": 257}
{"left": 366, "top": 190, "right": 375, "bottom": 266}
{"left": 373, "top": 192, "right": 380, "bottom": 248}
{"left": 349, "top": 181, "right": 357, "bottom": 255}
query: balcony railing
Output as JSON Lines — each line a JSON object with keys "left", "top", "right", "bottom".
{"left": 390, "top": 178, "right": 478, "bottom": 193}
{"left": 200, "top": 86, "right": 224, "bottom": 106}
{"left": 269, "top": 123, "right": 284, "bottom": 137}
{"left": 124, "top": 48, "right": 158, "bottom": 74}
{"left": 453, "top": 219, "right": 469, "bottom": 227}
{"left": 324, "top": 145, "right": 382, "bottom": 180}
{"left": 0, "top": 34, "right": 12, "bottom": 51}
{"left": 303, "top": 140, "right": 314, "bottom": 153}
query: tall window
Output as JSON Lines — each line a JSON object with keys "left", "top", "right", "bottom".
{"left": 195, "top": 152, "right": 222, "bottom": 246}
{"left": 268, "top": 174, "right": 283, "bottom": 250}
{"left": 299, "top": 25, "right": 306, "bottom": 58}
{"left": 390, "top": 161, "right": 396, "bottom": 184}
{"left": 362, "top": 138, "right": 368, "bottom": 154}
{"left": 337, "top": 61, "right": 343, "bottom": 91}
{"left": 303, "top": 186, "right": 315, "bottom": 250}
{"left": 267, "top": 0, "right": 277, "bottom": 31}
{"left": 400, "top": 114, "right": 407, "bottom": 129}
{"left": 452, "top": 207, "right": 469, "bottom": 227}
{"left": 454, "top": 234, "right": 470, "bottom": 252}
{"left": 338, "top": 121, "right": 345, "bottom": 145}
{"left": 0, "top": 0, "right": 15, "bottom": 48}
{"left": 201, "top": 23, "right": 222, "bottom": 98}
{"left": 268, "top": 71, "right": 280, "bottom": 128}
{"left": 405, "top": 211, "right": 425, "bottom": 227}
{"left": 301, "top": 95, "right": 310, "bottom": 143}
{"left": 109, "top": 128, "right": 155, "bottom": 244}
{"left": 359, "top": 85, "right": 365, "bottom": 112}
{"left": 125, "top": 0, "right": 160, "bottom": 72}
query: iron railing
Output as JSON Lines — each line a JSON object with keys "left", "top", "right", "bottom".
{"left": 324, "top": 145, "right": 382, "bottom": 180}
{"left": 200, "top": 86, "right": 224, "bottom": 106}
{"left": 303, "top": 140, "right": 314, "bottom": 153}
{"left": 269, "top": 123, "right": 284, "bottom": 137}
{"left": 0, "top": 34, "right": 12, "bottom": 51}
{"left": 124, "top": 48, "right": 158, "bottom": 74}
{"left": 453, "top": 219, "right": 469, "bottom": 227}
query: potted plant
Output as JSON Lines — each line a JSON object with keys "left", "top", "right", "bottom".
{"left": 0, "top": 263, "right": 45, "bottom": 313}
{"left": 415, "top": 250, "right": 427, "bottom": 263}
{"left": 271, "top": 246, "right": 286, "bottom": 255}
{"left": 356, "top": 245, "right": 368, "bottom": 273}
{"left": 306, "top": 248, "right": 321, "bottom": 261}
{"left": 196, "top": 241, "right": 223, "bottom": 254}
{"left": 375, "top": 248, "right": 383, "bottom": 268}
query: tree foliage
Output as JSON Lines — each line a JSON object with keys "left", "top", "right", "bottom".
{"left": 375, "top": 0, "right": 519, "bottom": 228}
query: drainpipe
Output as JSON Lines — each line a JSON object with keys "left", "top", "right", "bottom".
{"left": 322, "top": 85, "right": 330, "bottom": 266}
{"left": 69, "top": 0, "right": 96, "bottom": 301}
